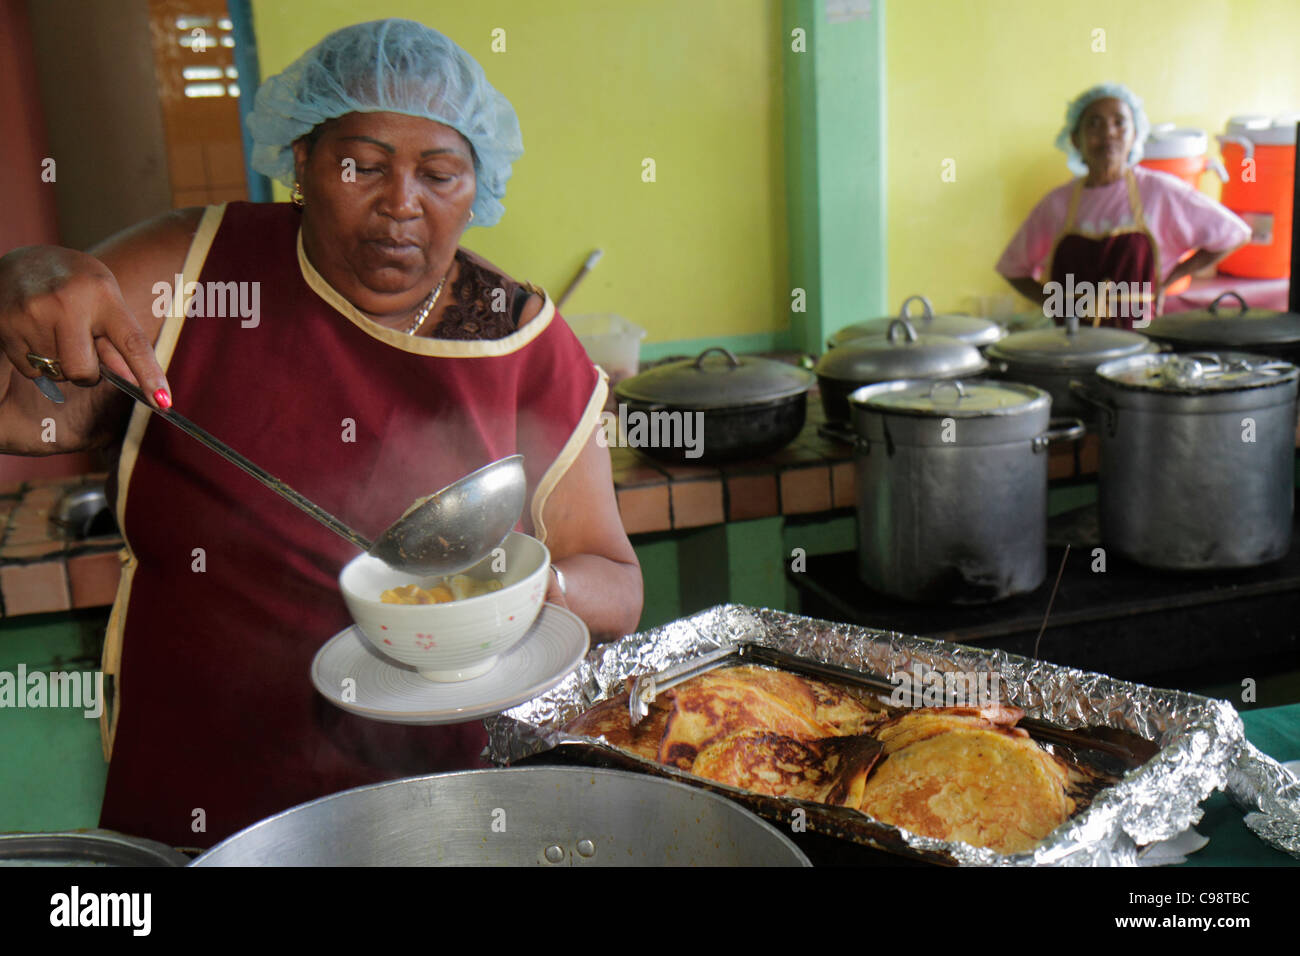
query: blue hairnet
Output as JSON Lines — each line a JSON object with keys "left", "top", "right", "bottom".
{"left": 247, "top": 19, "right": 523, "bottom": 227}
{"left": 1054, "top": 83, "right": 1150, "bottom": 176}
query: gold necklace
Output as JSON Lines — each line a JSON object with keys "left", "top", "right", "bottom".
{"left": 404, "top": 270, "right": 451, "bottom": 335}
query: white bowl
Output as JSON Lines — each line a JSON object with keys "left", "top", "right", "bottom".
{"left": 339, "top": 532, "right": 550, "bottom": 682}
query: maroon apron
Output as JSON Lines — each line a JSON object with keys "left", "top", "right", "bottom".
{"left": 98, "top": 201, "right": 601, "bottom": 848}
{"left": 1046, "top": 168, "right": 1161, "bottom": 330}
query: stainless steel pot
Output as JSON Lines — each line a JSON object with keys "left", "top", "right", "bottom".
{"left": 614, "top": 347, "right": 814, "bottom": 464}
{"left": 827, "top": 294, "right": 1006, "bottom": 350}
{"left": 1074, "top": 351, "right": 1299, "bottom": 570}
{"left": 986, "top": 314, "right": 1158, "bottom": 422}
{"left": 0, "top": 830, "right": 190, "bottom": 866}
{"left": 191, "top": 767, "right": 811, "bottom": 866}
{"left": 849, "top": 379, "right": 1084, "bottom": 603}
{"left": 816, "top": 317, "right": 988, "bottom": 423}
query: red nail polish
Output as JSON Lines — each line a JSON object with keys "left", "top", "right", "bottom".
{"left": 154, "top": 388, "right": 172, "bottom": 410}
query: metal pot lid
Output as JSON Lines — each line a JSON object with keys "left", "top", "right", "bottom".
{"left": 1096, "top": 351, "right": 1299, "bottom": 394}
{"left": 1145, "top": 291, "right": 1300, "bottom": 347}
{"left": 614, "top": 346, "right": 814, "bottom": 409}
{"left": 815, "top": 317, "right": 987, "bottom": 382}
{"left": 827, "top": 294, "right": 1005, "bottom": 349}
{"left": 987, "top": 315, "right": 1153, "bottom": 368}
{"left": 850, "top": 378, "right": 1049, "bottom": 417}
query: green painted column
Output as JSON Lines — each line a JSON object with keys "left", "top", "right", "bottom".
{"left": 783, "top": 0, "right": 888, "bottom": 354}
{"left": 0, "top": 610, "right": 109, "bottom": 832}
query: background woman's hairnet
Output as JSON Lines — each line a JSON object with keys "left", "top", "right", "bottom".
{"left": 1054, "top": 83, "right": 1150, "bottom": 177}
{"left": 247, "top": 19, "right": 523, "bottom": 227}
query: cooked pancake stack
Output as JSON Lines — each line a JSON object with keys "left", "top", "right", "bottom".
{"left": 564, "top": 665, "right": 1078, "bottom": 855}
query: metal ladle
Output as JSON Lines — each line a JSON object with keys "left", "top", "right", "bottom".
{"left": 29, "top": 356, "right": 525, "bottom": 576}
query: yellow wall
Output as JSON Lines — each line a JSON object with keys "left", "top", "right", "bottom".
{"left": 886, "top": 0, "right": 1300, "bottom": 316}
{"left": 251, "top": 0, "right": 786, "bottom": 344}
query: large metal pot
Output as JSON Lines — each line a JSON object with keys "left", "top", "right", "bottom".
{"left": 827, "top": 294, "right": 1006, "bottom": 350}
{"left": 191, "top": 767, "right": 810, "bottom": 866}
{"left": 816, "top": 318, "right": 987, "bottom": 424}
{"left": 0, "top": 830, "right": 190, "bottom": 866}
{"left": 986, "top": 314, "right": 1158, "bottom": 422}
{"left": 1075, "top": 351, "right": 1299, "bottom": 569}
{"left": 849, "top": 379, "right": 1084, "bottom": 603}
{"left": 1144, "top": 291, "right": 1300, "bottom": 365}
{"left": 613, "top": 347, "right": 814, "bottom": 464}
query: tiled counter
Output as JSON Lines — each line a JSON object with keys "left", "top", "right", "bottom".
{"left": 0, "top": 474, "right": 122, "bottom": 618}
{"left": 0, "top": 395, "right": 1104, "bottom": 620}
{"left": 611, "top": 391, "right": 1100, "bottom": 535}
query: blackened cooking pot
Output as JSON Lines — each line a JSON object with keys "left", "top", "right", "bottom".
{"left": 613, "top": 347, "right": 814, "bottom": 464}
{"left": 816, "top": 318, "right": 987, "bottom": 424}
{"left": 1144, "top": 290, "right": 1300, "bottom": 366}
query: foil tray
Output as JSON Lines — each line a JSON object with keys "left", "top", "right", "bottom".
{"left": 486, "top": 605, "right": 1299, "bottom": 866}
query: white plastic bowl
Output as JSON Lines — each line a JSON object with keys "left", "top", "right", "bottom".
{"left": 339, "top": 532, "right": 550, "bottom": 682}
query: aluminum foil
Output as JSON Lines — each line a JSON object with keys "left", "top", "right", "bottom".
{"left": 485, "top": 604, "right": 1293, "bottom": 866}
{"left": 1229, "top": 744, "right": 1300, "bottom": 859}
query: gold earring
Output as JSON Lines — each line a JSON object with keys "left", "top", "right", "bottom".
{"left": 291, "top": 182, "right": 305, "bottom": 208}
{"left": 468, "top": 209, "right": 475, "bottom": 222}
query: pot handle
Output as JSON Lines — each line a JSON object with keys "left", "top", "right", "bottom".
{"left": 927, "top": 379, "right": 967, "bottom": 403}
{"left": 898, "top": 294, "right": 936, "bottom": 326}
{"left": 886, "top": 317, "right": 920, "bottom": 345}
{"left": 693, "top": 346, "right": 742, "bottom": 369}
{"left": 1069, "top": 379, "right": 1117, "bottom": 436}
{"left": 1208, "top": 291, "right": 1249, "bottom": 317}
{"left": 1033, "top": 416, "right": 1086, "bottom": 452}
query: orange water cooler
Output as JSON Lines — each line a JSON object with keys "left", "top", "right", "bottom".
{"left": 1139, "top": 125, "right": 1229, "bottom": 294}
{"left": 1215, "top": 114, "right": 1298, "bottom": 279}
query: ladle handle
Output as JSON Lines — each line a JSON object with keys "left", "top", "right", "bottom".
{"left": 98, "top": 365, "right": 374, "bottom": 553}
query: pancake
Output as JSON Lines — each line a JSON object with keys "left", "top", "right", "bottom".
{"left": 691, "top": 730, "right": 884, "bottom": 806}
{"left": 561, "top": 694, "right": 670, "bottom": 762}
{"left": 859, "top": 710, "right": 1075, "bottom": 854}
{"left": 872, "top": 704, "right": 1027, "bottom": 753}
{"left": 656, "top": 667, "right": 843, "bottom": 768}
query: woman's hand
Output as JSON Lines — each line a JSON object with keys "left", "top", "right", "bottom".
{"left": 0, "top": 245, "right": 170, "bottom": 400}
{"left": 0, "top": 209, "right": 200, "bottom": 455}
{"left": 1161, "top": 247, "right": 1242, "bottom": 296}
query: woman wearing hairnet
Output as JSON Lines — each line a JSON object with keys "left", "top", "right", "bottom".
{"left": 997, "top": 84, "right": 1249, "bottom": 328}
{"left": 0, "top": 20, "right": 642, "bottom": 847}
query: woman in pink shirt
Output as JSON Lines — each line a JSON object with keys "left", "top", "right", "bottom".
{"left": 997, "top": 84, "right": 1249, "bottom": 329}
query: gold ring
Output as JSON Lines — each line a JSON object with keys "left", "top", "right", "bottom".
{"left": 26, "top": 352, "right": 63, "bottom": 379}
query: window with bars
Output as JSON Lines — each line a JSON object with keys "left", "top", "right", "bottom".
{"left": 149, "top": 1, "right": 248, "bottom": 208}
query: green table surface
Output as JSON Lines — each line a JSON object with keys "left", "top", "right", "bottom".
{"left": 1183, "top": 702, "right": 1299, "bottom": 867}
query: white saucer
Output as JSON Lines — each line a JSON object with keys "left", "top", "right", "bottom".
{"left": 311, "top": 603, "right": 589, "bottom": 725}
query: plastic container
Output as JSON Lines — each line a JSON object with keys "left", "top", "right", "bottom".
{"left": 566, "top": 314, "right": 646, "bottom": 386}
{"left": 1216, "top": 115, "right": 1296, "bottom": 279}
{"left": 1140, "top": 125, "right": 1229, "bottom": 295}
